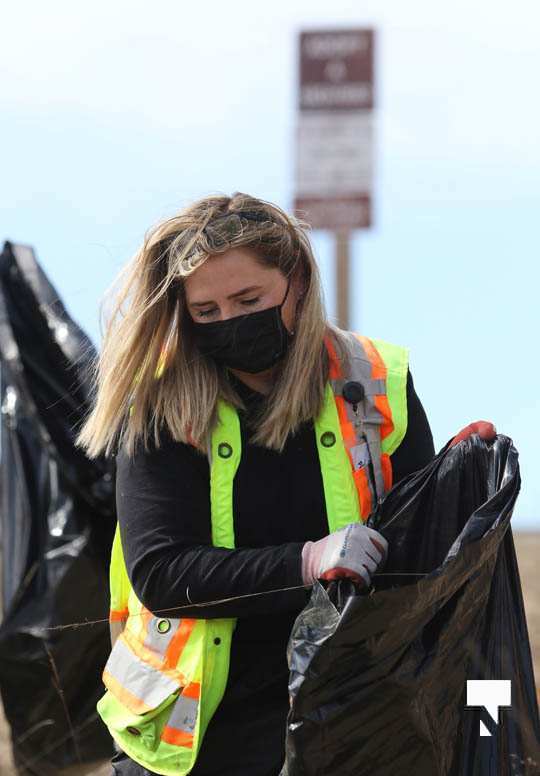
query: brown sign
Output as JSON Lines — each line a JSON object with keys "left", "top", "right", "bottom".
{"left": 294, "top": 195, "right": 371, "bottom": 231}
{"left": 299, "top": 28, "right": 374, "bottom": 111}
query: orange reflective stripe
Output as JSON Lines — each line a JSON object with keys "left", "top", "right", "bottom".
{"left": 161, "top": 727, "right": 194, "bottom": 748}
{"left": 109, "top": 608, "right": 129, "bottom": 623}
{"left": 325, "top": 335, "right": 357, "bottom": 453}
{"left": 334, "top": 394, "right": 359, "bottom": 450}
{"left": 163, "top": 619, "right": 197, "bottom": 670}
{"left": 324, "top": 334, "right": 341, "bottom": 380}
{"left": 325, "top": 331, "right": 391, "bottom": 514}
{"left": 353, "top": 466, "right": 372, "bottom": 520}
{"left": 374, "top": 394, "right": 394, "bottom": 441}
{"left": 381, "top": 453, "right": 393, "bottom": 492}
{"left": 102, "top": 669, "right": 153, "bottom": 714}
{"left": 182, "top": 681, "right": 201, "bottom": 700}
{"left": 355, "top": 334, "right": 395, "bottom": 442}
{"left": 355, "top": 333, "right": 386, "bottom": 381}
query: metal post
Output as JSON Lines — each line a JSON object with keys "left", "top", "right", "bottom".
{"left": 336, "top": 230, "right": 350, "bottom": 330}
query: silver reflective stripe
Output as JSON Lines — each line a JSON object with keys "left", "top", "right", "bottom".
{"left": 109, "top": 619, "right": 126, "bottom": 648}
{"left": 143, "top": 616, "right": 181, "bottom": 656}
{"left": 167, "top": 693, "right": 199, "bottom": 734}
{"left": 105, "top": 636, "right": 179, "bottom": 708}
{"left": 334, "top": 332, "right": 388, "bottom": 503}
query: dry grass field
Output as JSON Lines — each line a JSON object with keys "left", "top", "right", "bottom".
{"left": 513, "top": 532, "right": 540, "bottom": 695}
{"left": 1, "top": 531, "right": 539, "bottom": 776}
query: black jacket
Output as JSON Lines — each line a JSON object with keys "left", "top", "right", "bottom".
{"left": 113, "top": 368, "right": 435, "bottom": 776}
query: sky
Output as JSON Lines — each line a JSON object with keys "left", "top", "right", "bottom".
{"left": 1, "top": 1, "right": 539, "bottom": 527}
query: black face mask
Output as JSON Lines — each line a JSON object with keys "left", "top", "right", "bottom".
{"left": 190, "top": 277, "right": 294, "bottom": 374}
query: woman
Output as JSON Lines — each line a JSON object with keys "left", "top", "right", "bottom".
{"left": 76, "top": 192, "right": 495, "bottom": 776}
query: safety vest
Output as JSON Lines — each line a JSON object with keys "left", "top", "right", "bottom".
{"left": 97, "top": 331, "right": 409, "bottom": 775}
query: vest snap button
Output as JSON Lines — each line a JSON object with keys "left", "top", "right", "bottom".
{"left": 156, "top": 618, "right": 171, "bottom": 634}
{"left": 126, "top": 726, "right": 141, "bottom": 736}
{"left": 320, "top": 431, "right": 336, "bottom": 447}
{"left": 342, "top": 381, "right": 365, "bottom": 404}
{"left": 214, "top": 637, "right": 221, "bottom": 645}
{"left": 218, "top": 442, "right": 233, "bottom": 458}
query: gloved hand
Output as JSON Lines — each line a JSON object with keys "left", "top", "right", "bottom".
{"left": 450, "top": 420, "right": 497, "bottom": 447}
{"left": 301, "top": 523, "right": 388, "bottom": 587}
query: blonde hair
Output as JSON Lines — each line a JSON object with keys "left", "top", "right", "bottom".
{"left": 75, "top": 191, "right": 351, "bottom": 459}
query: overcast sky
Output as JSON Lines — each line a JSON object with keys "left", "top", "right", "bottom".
{"left": 1, "top": 1, "right": 539, "bottom": 527}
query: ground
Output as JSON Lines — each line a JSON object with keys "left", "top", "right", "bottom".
{"left": 1, "top": 531, "right": 539, "bottom": 775}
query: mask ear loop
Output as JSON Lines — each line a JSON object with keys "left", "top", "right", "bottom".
{"left": 277, "top": 276, "right": 294, "bottom": 341}
{"left": 284, "top": 245, "right": 307, "bottom": 336}
{"left": 280, "top": 275, "right": 292, "bottom": 308}
{"left": 285, "top": 278, "right": 306, "bottom": 337}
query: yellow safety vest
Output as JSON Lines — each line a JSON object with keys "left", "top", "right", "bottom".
{"left": 97, "top": 331, "right": 409, "bottom": 775}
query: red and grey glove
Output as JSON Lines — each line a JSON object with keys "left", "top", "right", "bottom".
{"left": 450, "top": 420, "right": 497, "bottom": 447}
{"left": 301, "top": 523, "right": 388, "bottom": 587}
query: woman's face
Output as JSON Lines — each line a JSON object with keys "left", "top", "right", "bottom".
{"left": 183, "top": 247, "right": 302, "bottom": 334}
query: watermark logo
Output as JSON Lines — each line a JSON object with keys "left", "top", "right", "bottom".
{"left": 466, "top": 680, "right": 511, "bottom": 736}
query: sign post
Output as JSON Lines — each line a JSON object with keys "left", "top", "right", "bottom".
{"left": 293, "top": 28, "right": 375, "bottom": 329}
{"left": 336, "top": 229, "right": 350, "bottom": 332}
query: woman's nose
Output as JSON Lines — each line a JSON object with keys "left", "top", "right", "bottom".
{"left": 218, "top": 303, "right": 243, "bottom": 321}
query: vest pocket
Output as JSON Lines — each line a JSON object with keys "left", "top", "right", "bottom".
{"left": 103, "top": 633, "right": 185, "bottom": 712}
{"left": 97, "top": 685, "right": 182, "bottom": 753}
{"left": 99, "top": 631, "right": 187, "bottom": 750}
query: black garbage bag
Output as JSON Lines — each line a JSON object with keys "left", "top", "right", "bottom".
{"left": 282, "top": 434, "right": 540, "bottom": 776}
{"left": 0, "top": 241, "right": 116, "bottom": 774}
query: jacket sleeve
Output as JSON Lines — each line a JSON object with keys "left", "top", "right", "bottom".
{"left": 389, "top": 368, "right": 435, "bottom": 485}
{"left": 115, "top": 429, "right": 308, "bottom": 621}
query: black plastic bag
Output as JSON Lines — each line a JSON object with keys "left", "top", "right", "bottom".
{"left": 0, "top": 242, "right": 116, "bottom": 774}
{"left": 283, "top": 434, "right": 540, "bottom": 775}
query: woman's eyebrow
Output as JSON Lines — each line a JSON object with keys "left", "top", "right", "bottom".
{"left": 190, "top": 285, "right": 264, "bottom": 307}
